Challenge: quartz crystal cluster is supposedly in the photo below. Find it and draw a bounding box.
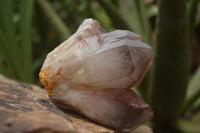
[39,18,154,132]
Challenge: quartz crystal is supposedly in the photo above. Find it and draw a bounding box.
[39,18,154,132]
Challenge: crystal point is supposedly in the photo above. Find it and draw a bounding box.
[39,18,154,131]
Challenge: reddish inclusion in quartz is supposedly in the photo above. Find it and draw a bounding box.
[39,66,63,95]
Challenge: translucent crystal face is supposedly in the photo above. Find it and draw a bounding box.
[39,18,153,95]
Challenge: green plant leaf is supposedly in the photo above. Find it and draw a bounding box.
[0,0,21,77]
[19,0,34,82]
[182,66,200,113]
[150,0,190,124]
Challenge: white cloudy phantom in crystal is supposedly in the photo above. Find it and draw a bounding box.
[39,18,154,131]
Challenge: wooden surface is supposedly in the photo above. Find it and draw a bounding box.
[0,75,153,133]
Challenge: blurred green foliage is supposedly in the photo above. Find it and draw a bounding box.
[0,0,200,132]
[0,0,33,82]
